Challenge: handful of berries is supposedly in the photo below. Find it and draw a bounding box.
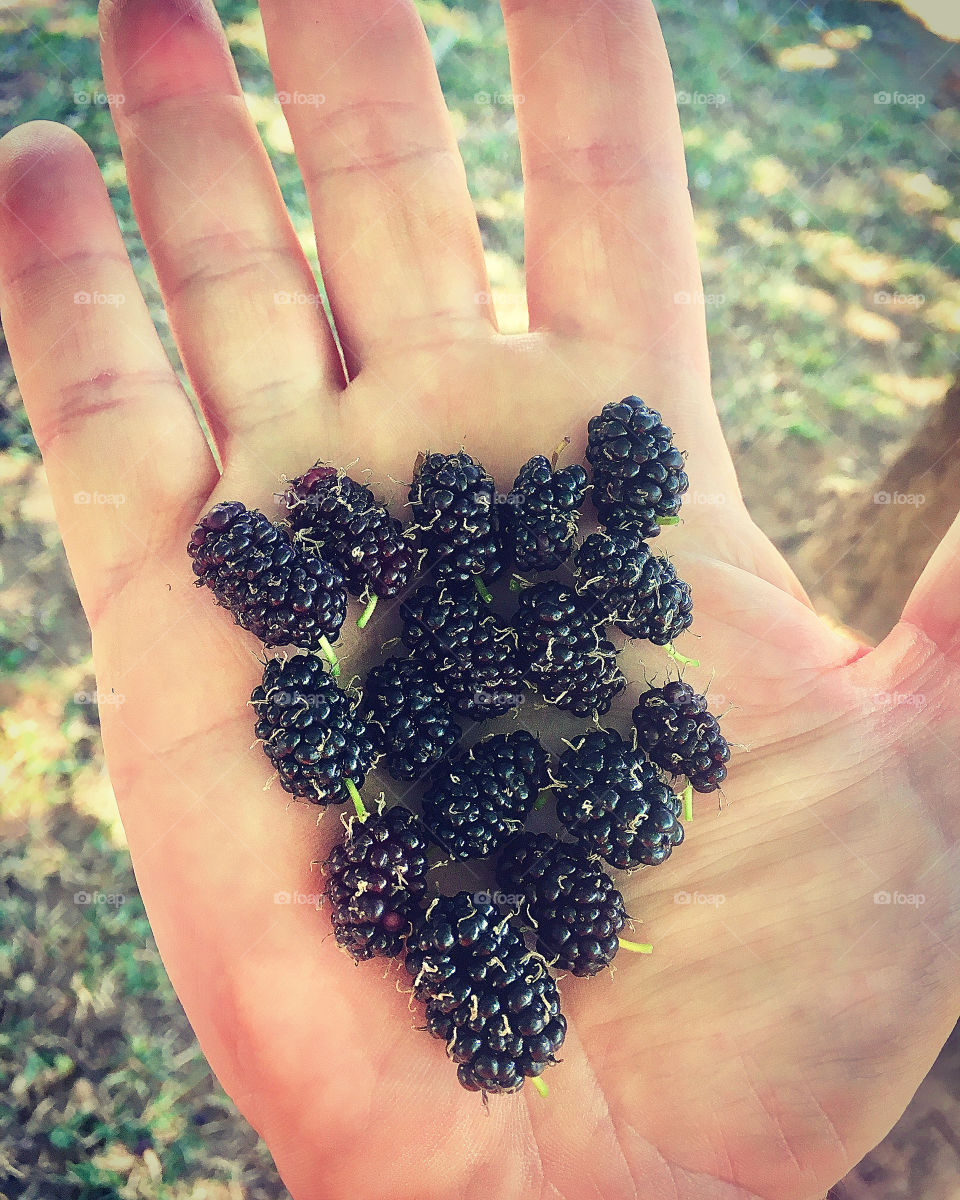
[187,395,731,1098]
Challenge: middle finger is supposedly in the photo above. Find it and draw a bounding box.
[100,0,345,465]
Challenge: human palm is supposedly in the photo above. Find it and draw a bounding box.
[1,1,958,1198]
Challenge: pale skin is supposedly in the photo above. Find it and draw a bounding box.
[0,1,958,1197]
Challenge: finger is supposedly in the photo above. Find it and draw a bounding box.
[99,0,345,464]
[258,0,493,372]
[900,510,960,654]
[502,0,705,368]
[0,121,213,620]
[501,0,739,506]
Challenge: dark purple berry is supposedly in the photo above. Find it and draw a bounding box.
[188,501,347,648]
[586,396,688,538]
[251,654,374,802]
[322,805,430,960]
[632,680,730,792]
[555,727,683,870]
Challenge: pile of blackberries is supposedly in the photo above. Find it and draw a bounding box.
[187,395,731,1098]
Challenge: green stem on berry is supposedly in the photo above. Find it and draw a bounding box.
[665,643,700,668]
[356,595,378,629]
[618,938,654,954]
[533,790,548,812]
[550,436,571,470]
[656,516,680,527]
[474,575,493,604]
[345,778,367,821]
[509,574,530,593]
[681,782,694,823]
[531,1076,549,1098]
[319,635,341,677]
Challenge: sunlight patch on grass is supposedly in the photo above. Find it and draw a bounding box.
[775,43,839,71]
[100,156,127,191]
[773,280,838,317]
[874,373,951,409]
[750,156,799,197]
[242,90,294,155]
[926,299,960,333]
[225,14,268,60]
[843,306,901,344]
[886,168,952,214]
[802,231,897,287]
[43,13,98,37]
[822,26,873,51]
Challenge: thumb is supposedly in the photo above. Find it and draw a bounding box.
[900,509,960,655]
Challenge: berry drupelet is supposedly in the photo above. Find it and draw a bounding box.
[405,892,566,1094]
[512,581,625,717]
[322,804,430,960]
[496,832,627,977]
[503,455,587,572]
[555,728,683,870]
[251,654,375,802]
[573,529,693,645]
[586,395,688,538]
[400,584,523,719]
[422,730,550,860]
[360,657,462,781]
[188,501,347,649]
[408,451,501,584]
[633,680,730,792]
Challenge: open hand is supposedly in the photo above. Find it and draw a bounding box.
[0,2,957,1197]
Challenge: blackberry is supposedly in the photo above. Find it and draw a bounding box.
[360,657,461,781]
[586,396,688,538]
[251,655,375,802]
[322,804,430,960]
[188,501,347,649]
[283,465,415,608]
[573,529,693,645]
[512,581,625,717]
[496,832,626,977]
[555,728,683,870]
[409,451,500,584]
[633,680,730,792]
[503,455,587,571]
[400,584,523,719]
[405,892,566,1094]
[422,731,550,860]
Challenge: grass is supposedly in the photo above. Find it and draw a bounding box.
[0,0,957,1195]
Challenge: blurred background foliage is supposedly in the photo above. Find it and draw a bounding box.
[0,1,957,1196]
